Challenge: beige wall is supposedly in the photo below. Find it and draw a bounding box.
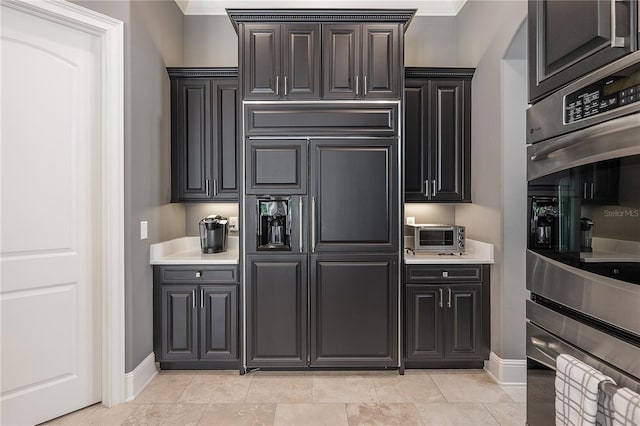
[405,16,458,66]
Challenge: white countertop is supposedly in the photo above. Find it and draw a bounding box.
[580,237,640,263]
[150,236,239,265]
[404,239,494,264]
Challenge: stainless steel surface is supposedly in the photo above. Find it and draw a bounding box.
[299,197,303,253]
[206,179,210,196]
[311,196,316,253]
[406,224,466,254]
[284,76,288,96]
[192,289,196,309]
[439,287,443,308]
[611,0,626,48]
[527,322,640,391]
[527,50,640,144]
[527,113,640,181]
[526,250,640,336]
[447,288,451,308]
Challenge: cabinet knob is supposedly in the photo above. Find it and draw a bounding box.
[442,271,448,278]
[195,271,201,278]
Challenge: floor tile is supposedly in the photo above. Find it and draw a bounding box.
[179,374,252,403]
[198,403,276,426]
[133,374,195,404]
[413,369,485,375]
[273,403,348,426]
[44,402,137,425]
[430,373,512,403]
[373,374,445,403]
[415,402,498,425]
[313,376,378,403]
[346,403,424,426]
[245,376,313,403]
[499,385,527,403]
[121,403,205,426]
[483,402,526,425]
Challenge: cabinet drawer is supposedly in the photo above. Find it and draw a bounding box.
[159,266,238,283]
[404,265,482,283]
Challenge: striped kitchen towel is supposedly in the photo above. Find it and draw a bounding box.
[555,354,616,426]
[612,387,640,426]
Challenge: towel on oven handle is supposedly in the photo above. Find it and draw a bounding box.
[612,387,640,426]
[555,354,616,426]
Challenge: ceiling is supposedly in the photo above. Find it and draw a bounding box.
[174,0,468,16]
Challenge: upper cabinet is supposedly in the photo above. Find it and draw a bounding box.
[243,24,321,100]
[528,0,637,103]
[323,23,401,99]
[168,68,239,202]
[404,68,473,203]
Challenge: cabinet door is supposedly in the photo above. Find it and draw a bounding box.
[404,81,430,201]
[247,255,308,367]
[529,0,635,102]
[580,159,620,205]
[171,79,212,201]
[429,80,470,202]
[246,139,308,194]
[159,285,198,361]
[362,24,400,99]
[310,139,398,252]
[282,24,321,99]
[323,24,361,99]
[211,79,239,201]
[310,254,398,367]
[405,284,444,360]
[444,284,481,359]
[199,285,238,360]
[243,24,281,100]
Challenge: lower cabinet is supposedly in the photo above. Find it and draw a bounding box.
[153,265,238,369]
[404,264,490,368]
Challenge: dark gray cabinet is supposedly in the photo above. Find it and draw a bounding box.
[310,254,398,367]
[323,23,401,99]
[243,24,321,100]
[246,139,308,194]
[404,264,490,368]
[153,265,239,369]
[580,159,620,205]
[247,255,308,367]
[168,68,239,202]
[528,0,637,103]
[310,138,398,252]
[405,69,473,203]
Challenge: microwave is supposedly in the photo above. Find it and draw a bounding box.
[406,224,465,253]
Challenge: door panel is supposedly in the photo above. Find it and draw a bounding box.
[200,285,238,360]
[1,5,102,423]
[323,24,360,99]
[247,256,308,367]
[246,139,308,194]
[404,83,429,201]
[310,254,398,367]
[283,24,320,99]
[445,284,481,359]
[161,286,198,360]
[310,139,398,252]
[405,285,444,360]
[362,24,400,98]
[244,24,281,99]
[212,79,238,200]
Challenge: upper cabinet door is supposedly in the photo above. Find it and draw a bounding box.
[282,24,321,99]
[528,0,636,103]
[404,82,430,202]
[244,24,281,100]
[429,80,470,202]
[310,138,398,252]
[323,24,361,99]
[362,24,400,99]
[211,79,239,200]
[171,79,212,202]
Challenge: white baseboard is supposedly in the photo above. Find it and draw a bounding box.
[124,352,158,401]
[484,352,527,385]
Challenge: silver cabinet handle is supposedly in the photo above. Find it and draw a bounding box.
[424,179,429,197]
[275,76,280,96]
[299,197,303,253]
[439,288,443,308]
[355,75,359,96]
[432,180,436,196]
[206,179,210,196]
[311,196,316,253]
[364,75,368,96]
[447,288,452,308]
[192,290,196,309]
[200,288,204,309]
[284,76,288,96]
[213,179,218,196]
[583,182,588,199]
[611,0,626,48]
[590,182,595,199]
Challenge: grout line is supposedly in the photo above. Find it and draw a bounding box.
[480,402,502,426]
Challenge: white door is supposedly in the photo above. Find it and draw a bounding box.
[1,4,103,425]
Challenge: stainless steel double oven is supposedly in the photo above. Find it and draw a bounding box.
[526,51,640,425]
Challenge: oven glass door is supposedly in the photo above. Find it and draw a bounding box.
[418,229,454,247]
[527,154,640,284]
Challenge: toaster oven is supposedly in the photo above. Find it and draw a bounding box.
[406,224,465,253]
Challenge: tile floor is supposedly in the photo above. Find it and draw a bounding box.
[45,369,526,426]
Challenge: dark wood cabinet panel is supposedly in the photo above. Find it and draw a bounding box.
[445,284,481,359]
[247,255,308,367]
[580,159,620,205]
[200,285,238,360]
[246,139,308,194]
[212,80,239,200]
[310,138,398,252]
[283,24,321,99]
[159,285,198,361]
[310,254,398,367]
[405,285,444,360]
[323,24,361,99]
[362,24,401,99]
[528,0,636,102]
[243,24,281,99]
[404,83,429,201]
